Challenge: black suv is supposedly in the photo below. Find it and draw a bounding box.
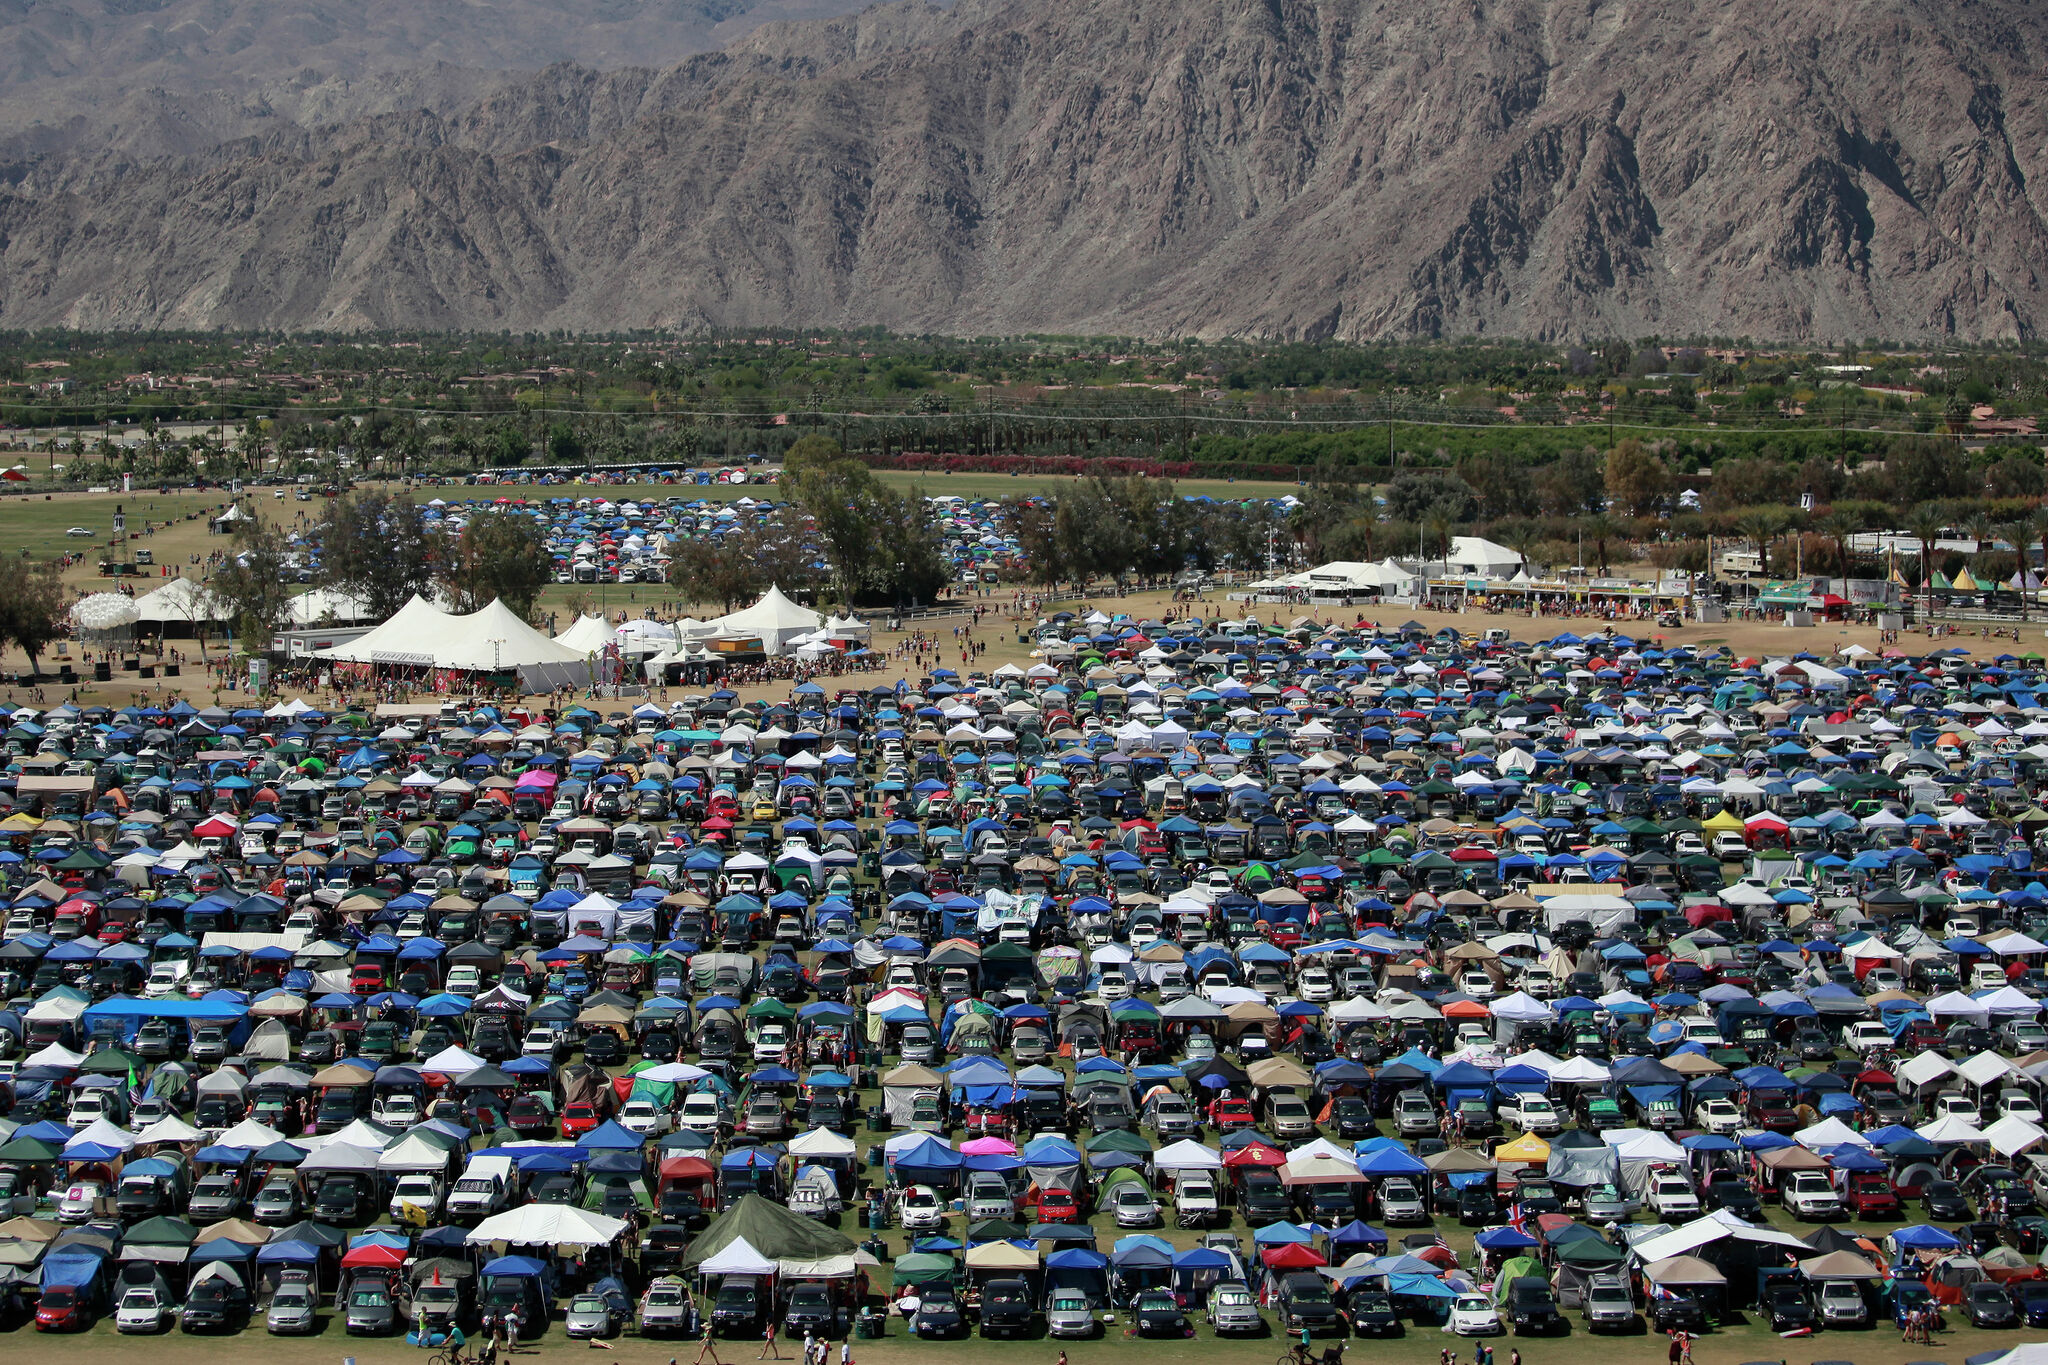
[1507,1277,1562,1335]
[979,1278,1034,1338]
[1347,1288,1402,1336]
[1278,1272,1341,1336]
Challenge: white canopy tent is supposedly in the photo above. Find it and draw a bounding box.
[706,585,823,656]
[553,615,618,653]
[134,577,230,624]
[316,594,592,690]
[467,1204,628,1249]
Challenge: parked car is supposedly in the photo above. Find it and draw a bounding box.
[1450,1294,1503,1336]
[1205,1280,1264,1335]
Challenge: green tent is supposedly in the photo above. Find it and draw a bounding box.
[1492,1255,1545,1305]
[123,1215,199,1246]
[681,1193,856,1270]
[967,1218,1026,1242]
[0,1136,60,1163]
[1084,1129,1153,1156]
[1555,1238,1627,1268]
[891,1252,958,1287]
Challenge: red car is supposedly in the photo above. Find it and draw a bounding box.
[1036,1187,1083,1223]
[35,1283,95,1331]
[560,1102,605,1138]
[1211,1097,1256,1132]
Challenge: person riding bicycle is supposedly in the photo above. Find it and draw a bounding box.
[1288,1325,1315,1365]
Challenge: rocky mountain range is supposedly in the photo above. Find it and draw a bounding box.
[0,0,2044,339]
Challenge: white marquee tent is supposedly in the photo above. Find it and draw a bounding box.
[706,586,823,656]
[316,594,592,689]
[134,577,230,625]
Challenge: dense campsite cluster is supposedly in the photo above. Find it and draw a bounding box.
[14,616,2048,1351]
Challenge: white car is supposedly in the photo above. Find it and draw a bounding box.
[751,1022,790,1062]
[1296,967,1335,1003]
[371,1093,421,1126]
[618,1097,673,1136]
[116,1284,172,1333]
[1999,1089,2044,1125]
[897,1184,944,1231]
[65,526,93,537]
[1781,1169,1842,1221]
[1450,1294,1503,1336]
[387,1173,444,1222]
[1695,1098,1743,1135]
[1458,969,1497,1000]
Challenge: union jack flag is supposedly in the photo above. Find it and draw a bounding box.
[1505,1203,1529,1235]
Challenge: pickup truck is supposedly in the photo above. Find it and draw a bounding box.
[1842,1169,1900,1219]
[1500,1094,1563,1135]
[1782,1169,1843,1221]
[1646,1171,1700,1220]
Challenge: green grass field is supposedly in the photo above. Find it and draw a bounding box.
[0,490,231,563]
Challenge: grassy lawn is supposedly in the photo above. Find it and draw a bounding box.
[0,489,232,563]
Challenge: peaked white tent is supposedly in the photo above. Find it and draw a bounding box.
[134,576,230,624]
[286,586,375,626]
[706,586,823,656]
[553,614,617,653]
[1446,536,1525,578]
[699,1236,777,1276]
[316,595,591,689]
[467,1204,628,1249]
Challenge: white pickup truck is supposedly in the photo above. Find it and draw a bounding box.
[1499,1094,1564,1135]
[1781,1169,1843,1221]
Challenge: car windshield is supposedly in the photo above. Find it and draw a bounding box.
[1052,1296,1085,1311]
[352,1289,389,1307]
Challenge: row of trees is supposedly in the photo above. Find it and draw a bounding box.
[212,492,553,652]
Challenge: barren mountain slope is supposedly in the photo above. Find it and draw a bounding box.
[0,0,2042,339]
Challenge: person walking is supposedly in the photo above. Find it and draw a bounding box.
[758,1320,782,1360]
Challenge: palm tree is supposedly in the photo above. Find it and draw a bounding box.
[1423,506,1457,564]
[1814,508,1863,579]
[1498,522,1543,576]
[1905,507,1947,602]
[1998,521,2035,620]
[1734,508,1787,578]
[1583,511,1620,576]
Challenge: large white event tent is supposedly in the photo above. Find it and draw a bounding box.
[315,595,591,689]
[133,577,231,626]
[553,614,618,653]
[704,585,823,656]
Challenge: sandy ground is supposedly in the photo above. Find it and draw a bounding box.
[3,485,2040,714]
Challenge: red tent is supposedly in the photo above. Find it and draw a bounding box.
[1259,1243,1328,1269]
[1222,1143,1286,1167]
